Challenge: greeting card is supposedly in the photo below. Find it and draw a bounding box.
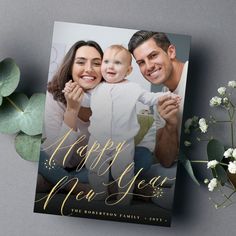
[34,21,191,227]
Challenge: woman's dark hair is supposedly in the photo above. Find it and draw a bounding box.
[48,40,103,105]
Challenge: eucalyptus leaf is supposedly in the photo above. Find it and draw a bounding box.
[0,93,28,134]
[20,93,46,135]
[207,139,225,162]
[0,93,46,135]
[179,152,200,185]
[15,132,41,161]
[0,58,20,105]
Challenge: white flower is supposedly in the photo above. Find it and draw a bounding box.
[228,80,236,88]
[223,97,229,104]
[224,148,233,158]
[184,141,191,147]
[207,160,219,169]
[204,179,209,184]
[228,161,236,174]
[209,96,222,107]
[199,118,208,133]
[208,178,218,191]
[232,149,236,159]
[217,87,226,95]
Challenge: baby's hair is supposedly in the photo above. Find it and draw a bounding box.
[107,44,132,64]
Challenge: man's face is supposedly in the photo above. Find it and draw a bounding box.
[133,38,175,85]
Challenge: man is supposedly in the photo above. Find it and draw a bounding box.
[128,31,189,168]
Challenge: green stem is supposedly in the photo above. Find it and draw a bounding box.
[213,168,218,178]
[216,190,236,208]
[190,160,208,163]
[231,121,234,147]
[223,201,236,208]
[6,97,23,113]
[228,106,235,147]
[214,120,232,123]
[219,163,228,167]
[218,186,233,203]
[190,160,228,168]
[224,182,235,191]
[229,101,235,109]
[197,138,211,142]
[228,177,236,190]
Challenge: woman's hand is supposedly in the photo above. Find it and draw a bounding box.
[62,80,84,130]
[63,80,84,114]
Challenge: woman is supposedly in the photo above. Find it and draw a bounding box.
[37,40,103,193]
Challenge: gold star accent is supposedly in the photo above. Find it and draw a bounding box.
[152,187,164,198]
[43,159,56,170]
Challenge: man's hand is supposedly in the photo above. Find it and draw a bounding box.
[157,94,181,127]
[155,93,181,167]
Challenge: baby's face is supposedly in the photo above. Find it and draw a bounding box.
[101,48,132,83]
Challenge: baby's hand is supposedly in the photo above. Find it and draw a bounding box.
[62,80,77,93]
[170,93,181,105]
[62,80,84,113]
[161,92,181,105]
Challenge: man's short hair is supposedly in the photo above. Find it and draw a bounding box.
[128,30,171,54]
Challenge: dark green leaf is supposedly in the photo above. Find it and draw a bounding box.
[179,153,200,185]
[212,165,228,185]
[207,139,225,162]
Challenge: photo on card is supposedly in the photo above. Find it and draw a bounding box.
[34,21,191,227]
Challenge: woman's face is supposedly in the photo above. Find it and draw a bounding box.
[71,46,102,90]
